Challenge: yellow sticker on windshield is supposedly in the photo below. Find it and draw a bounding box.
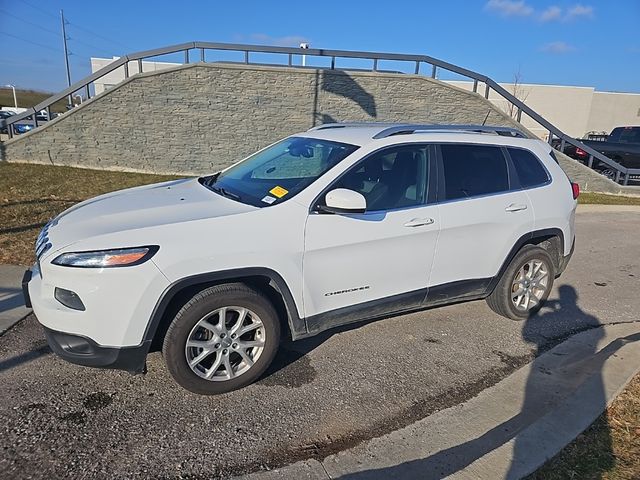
[269,186,289,198]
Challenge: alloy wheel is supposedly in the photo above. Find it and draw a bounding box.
[184,306,265,381]
[511,259,550,312]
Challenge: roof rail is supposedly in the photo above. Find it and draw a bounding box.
[308,122,397,131]
[372,124,528,139]
[308,122,528,139]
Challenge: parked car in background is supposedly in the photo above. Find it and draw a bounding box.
[555,126,640,179]
[0,110,15,134]
[0,110,36,135]
[23,123,578,395]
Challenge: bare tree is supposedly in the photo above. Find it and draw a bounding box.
[508,68,530,119]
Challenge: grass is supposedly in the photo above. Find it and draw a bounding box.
[529,373,640,480]
[579,192,640,206]
[0,162,182,266]
[0,88,68,113]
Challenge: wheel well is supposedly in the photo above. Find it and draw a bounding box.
[525,234,562,273]
[148,275,292,353]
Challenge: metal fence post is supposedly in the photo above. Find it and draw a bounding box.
[484,84,490,99]
[124,62,129,78]
[85,84,91,99]
[615,171,621,183]
[623,173,629,186]
[184,49,189,63]
[244,51,249,64]
[373,58,378,71]
[414,61,420,74]
[200,48,205,62]
[330,56,335,69]
[473,79,478,93]
[288,54,293,66]
[137,59,143,73]
[431,65,437,78]
[516,107,522,122]
[547,131,554,145]
[588,155,594,168]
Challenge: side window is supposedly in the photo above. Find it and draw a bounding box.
[440,144,509,201]
[508,148,549,188]
[334,145,429,211]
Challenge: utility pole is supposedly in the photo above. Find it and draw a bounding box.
[60,9,72,108]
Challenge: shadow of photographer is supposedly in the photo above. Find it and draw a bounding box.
[335,285,637,479]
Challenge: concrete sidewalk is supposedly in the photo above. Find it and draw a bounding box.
[238,321,640,480]
[0,264,31,335]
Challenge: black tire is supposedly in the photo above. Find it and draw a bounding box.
[486,245,555,321]
[162,283,281,395]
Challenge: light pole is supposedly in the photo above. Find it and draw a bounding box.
[300,42,309,67]
[3,84,17,108]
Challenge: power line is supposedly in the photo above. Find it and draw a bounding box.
[20,0,59,19]
[67,34,115,57]
[0,31,62,53]
[22,0,129,52]
[67,21,130,51]
[0,9,61,37]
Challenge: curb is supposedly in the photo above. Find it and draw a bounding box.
[0,264,32,335]
[237,322,640,480]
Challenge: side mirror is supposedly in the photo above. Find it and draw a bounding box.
[319,188,366,214]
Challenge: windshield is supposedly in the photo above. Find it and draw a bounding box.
[201,137,359,207]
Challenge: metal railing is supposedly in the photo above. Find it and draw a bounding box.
[1,41,637,184]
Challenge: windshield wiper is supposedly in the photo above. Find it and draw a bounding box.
[211,185,241,201]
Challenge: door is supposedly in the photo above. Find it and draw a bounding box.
[302,144,440,330]
[427,143,535,302]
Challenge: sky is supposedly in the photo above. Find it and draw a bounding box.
[0,0,639,94]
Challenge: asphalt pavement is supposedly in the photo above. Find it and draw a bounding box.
[0,205,639,479]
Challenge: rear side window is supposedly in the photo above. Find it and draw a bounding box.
[508,148,549,188]
[440,144,509,201]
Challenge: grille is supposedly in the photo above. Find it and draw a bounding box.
[35,219,56,261]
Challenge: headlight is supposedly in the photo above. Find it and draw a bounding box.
[52,246,158,268]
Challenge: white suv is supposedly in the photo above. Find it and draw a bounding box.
[23,123,578,394]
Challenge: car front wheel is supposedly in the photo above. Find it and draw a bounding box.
[162,283,280,394]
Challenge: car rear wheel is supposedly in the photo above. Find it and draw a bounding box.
[162,283,280,394]
[486,245,555,320]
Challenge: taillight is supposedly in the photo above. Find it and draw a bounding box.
[571,182,580,200]
[575,147,587,157]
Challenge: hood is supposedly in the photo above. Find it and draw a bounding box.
[44,178,257,252]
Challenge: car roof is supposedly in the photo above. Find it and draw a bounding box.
[298,123,542,149]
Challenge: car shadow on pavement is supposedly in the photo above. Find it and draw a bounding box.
[334,285,638,480]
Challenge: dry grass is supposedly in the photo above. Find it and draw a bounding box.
[579,192,640,206]
[0,162,183,266]
[529,373,640,480]
[0,88,68,113]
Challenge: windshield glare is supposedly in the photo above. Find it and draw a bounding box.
[205,137,359,207]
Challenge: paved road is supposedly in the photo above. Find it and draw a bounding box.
[1,206,638,479]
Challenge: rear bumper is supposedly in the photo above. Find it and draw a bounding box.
[557,238,575,277]
[42,325,149,374]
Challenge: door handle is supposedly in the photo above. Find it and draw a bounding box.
[505,203,528,212]
[404,217,435,227]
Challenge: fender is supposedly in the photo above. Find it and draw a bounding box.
[485,228,566,295]
[141,267,306,352]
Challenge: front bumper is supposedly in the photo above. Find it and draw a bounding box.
[22,266,151,373]
[43,325,149,373]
